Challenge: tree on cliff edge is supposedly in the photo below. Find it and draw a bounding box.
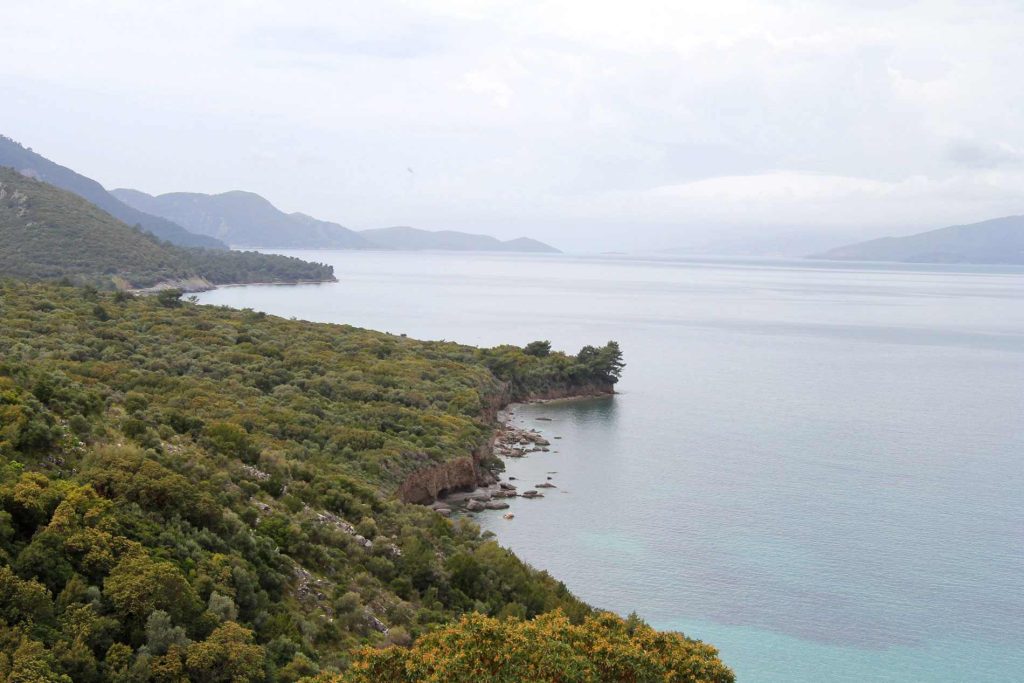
[578,341,625,384]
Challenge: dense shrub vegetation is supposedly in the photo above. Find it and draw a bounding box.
[343,611,734,683]
[0,167,334,289]
[0,282,729,680]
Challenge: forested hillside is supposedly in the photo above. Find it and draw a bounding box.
[0,282,730,681]
[0,167,334,289]
[0,135,225,250]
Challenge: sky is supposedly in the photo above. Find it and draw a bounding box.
[3,0,1024,253]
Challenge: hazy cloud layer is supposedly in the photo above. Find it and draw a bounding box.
[3,0,1024,252]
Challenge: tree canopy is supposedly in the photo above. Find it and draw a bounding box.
[0,281,728,681]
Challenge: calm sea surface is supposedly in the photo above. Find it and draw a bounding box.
[198,251,1024,682]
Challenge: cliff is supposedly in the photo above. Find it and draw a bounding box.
[397,379,614,504]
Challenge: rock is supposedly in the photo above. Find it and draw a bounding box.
[536,417,552,421]
[499,482,517,490]
[535,438,550,446]
[466,500,486,512]
[434,508,452,516]
[470,493,492,502]
[554,436,562,439]
[520,490,543,499]
[536,482,556,488]
[485,501,510,510]
[508,476,517,480]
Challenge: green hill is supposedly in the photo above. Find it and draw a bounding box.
[0,281,733,681]
[0,135,226,249]
[0,167,334,289]
[811,215,1024,264]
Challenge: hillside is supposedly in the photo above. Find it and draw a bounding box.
[0,281,730,681]
[112,188,371,249]
[811,215,1024,264]
[360,226,561,253]
[0,135,225,249]
[0,167,334,288]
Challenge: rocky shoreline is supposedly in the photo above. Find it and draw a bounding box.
[429,398,592,518]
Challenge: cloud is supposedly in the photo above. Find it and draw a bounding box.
[2,0,1024,251]
[947,140,1024,169]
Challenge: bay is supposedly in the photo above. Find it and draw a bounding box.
[197,251,1024,682]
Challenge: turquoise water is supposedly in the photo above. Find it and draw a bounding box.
[198,251,1024,681]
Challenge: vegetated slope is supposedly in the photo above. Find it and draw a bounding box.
[0,135,225,249]
[0,282,731,681]
[113,188,371,249]
[810,215,1024,264]
[0,167,334,288]
[359,225,561,253]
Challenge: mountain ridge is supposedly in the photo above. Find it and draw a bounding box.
[0,135,226,249]
[810,215,1024,264]
[113,188,561,253]
[0,167,334,288]
[111,188,372,249]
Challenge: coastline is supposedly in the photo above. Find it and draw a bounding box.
[129,275,337,295]
[421,390,614,516]
[396,384,613,506]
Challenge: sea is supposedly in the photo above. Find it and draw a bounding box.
[197,250,1024,682]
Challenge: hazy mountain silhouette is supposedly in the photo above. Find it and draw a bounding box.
[811,215,1024,264]
[115,188,561,253]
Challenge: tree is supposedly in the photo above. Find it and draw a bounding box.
[344,610,734,683]
[6,636,72,683]
[185,622,265,683]
[156,289,184,308]
[523,340,552,357]
[103,555,199,629]
[145,610,190,656]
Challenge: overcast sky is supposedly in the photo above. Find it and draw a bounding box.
[3,1,1024,252]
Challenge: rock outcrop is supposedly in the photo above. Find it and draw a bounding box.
[397,378,612,505]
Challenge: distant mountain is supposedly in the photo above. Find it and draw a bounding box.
[810,215,1024,264]
[112,188,372,249]
[0,167,334,289]
[114,187,561,253]
[0,135,225,249]
[359,226,560,253]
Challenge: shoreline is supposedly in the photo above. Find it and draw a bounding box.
[129,275,337,295]
[397,382,614,506]
[430,391,613,516]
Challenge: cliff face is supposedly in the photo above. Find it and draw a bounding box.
[396,379,613,504]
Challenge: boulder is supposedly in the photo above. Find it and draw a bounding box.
[466,499,486,512]
[485,501,510,510]
[536,482,556,488]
